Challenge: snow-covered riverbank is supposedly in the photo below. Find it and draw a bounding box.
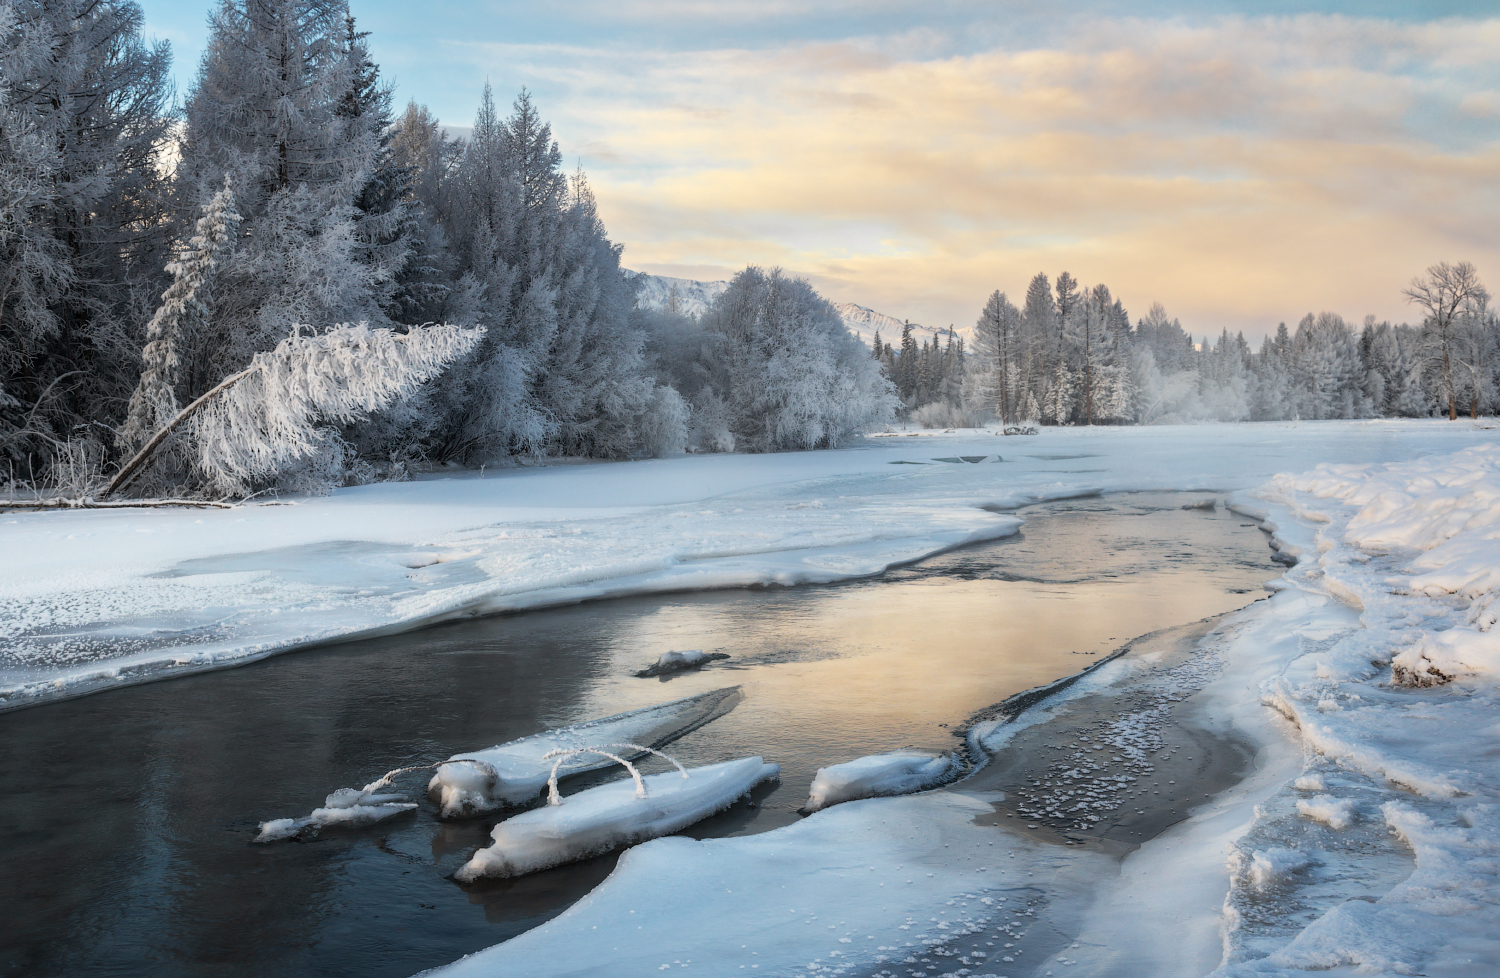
[426,434,1500,978]
[1,420,1489,711]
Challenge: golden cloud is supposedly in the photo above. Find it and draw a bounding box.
[453,14,1500,336]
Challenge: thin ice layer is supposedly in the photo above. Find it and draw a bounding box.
[802,748,960,812]
[454,756,780,880]
[427,686,741,817]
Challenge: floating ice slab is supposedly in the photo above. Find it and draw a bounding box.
[634,648,730,677]
[801,748,961,812]
[454,756,779,880]
[428,686,741,817]
[255,789,416,842]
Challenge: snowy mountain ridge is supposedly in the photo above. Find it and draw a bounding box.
[623,270,728,320]
[625,270,968,348]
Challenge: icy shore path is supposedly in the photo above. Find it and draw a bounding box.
[1,420,1488,710]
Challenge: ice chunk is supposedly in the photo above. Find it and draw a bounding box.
[255,786,417,842]
[1248,847,1314,890]
[428,686,741,817]
[1181,498,1218,510]
[634,649,730,678]
[801,749,961,813]
[454,755,779,880]
[1297,794,1356,830]
[1294,773,1326,792]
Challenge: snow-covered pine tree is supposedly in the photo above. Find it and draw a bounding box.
[430,87,660,461]
[970,290,1020,423]
[175,0,398,396]
[0,0,173,463]
[109,322,484,498]
[119,178,243,453]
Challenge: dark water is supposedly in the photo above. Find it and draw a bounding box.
[0,493,1276,978]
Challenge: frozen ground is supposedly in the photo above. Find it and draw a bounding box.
[1,420,1489,712]
[421,429,1500,978]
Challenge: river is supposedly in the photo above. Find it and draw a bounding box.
[0,492,1276,978]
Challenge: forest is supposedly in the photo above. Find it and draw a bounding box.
[0,0,894,498]
[1,0,1491,500]
[887,264,1495,429]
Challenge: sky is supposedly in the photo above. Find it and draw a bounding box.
[137,1,1500,341]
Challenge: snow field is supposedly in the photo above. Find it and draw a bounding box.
[454,757,781,881]
[426,791,1113,978]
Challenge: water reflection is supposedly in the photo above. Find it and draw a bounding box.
[0,493,1275,978]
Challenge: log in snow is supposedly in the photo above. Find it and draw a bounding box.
[454,756,780,881]
[801,749,962,813]
[427,686,742,817]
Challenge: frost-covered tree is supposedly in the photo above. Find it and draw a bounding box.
[175,0,399,395]
[0,0,173,460]
[696,267,897,451]
[429,87,663,460]
[1404,261,1489,421]
[969,291,1020,423]
[108,322,483,497]
[119,178,242,452]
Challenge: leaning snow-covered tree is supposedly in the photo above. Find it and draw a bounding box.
[106,322,483,498]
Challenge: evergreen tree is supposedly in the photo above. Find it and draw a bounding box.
[0,0,173,461]
[176,0,397,396]
[119,178,243,452]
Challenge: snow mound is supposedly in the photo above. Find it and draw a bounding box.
[454,756,779,881]
[634,649,730,678]
[801,749,961,813]
[255,789,416,842]
[1297,794,1356,829]
[428,686,740,817]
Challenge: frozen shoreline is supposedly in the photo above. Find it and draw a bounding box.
[2,420,1490,713]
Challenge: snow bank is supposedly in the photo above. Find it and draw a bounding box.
[801,749,961,812]
[428,686,740,817]
[454,756,780,881]
[429,790,1107,978]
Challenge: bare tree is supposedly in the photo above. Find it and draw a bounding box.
[1404,261,1489,420]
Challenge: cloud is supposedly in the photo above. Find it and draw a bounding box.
[407,10,1500,336]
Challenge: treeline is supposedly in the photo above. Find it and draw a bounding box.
[0,0,893,496]
[947,264,1494,427]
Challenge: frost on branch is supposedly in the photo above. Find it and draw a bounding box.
[185,322,483,496]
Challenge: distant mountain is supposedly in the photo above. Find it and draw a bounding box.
[830,302,969,349]
[623,270,728,320]
[624,270,968,348]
